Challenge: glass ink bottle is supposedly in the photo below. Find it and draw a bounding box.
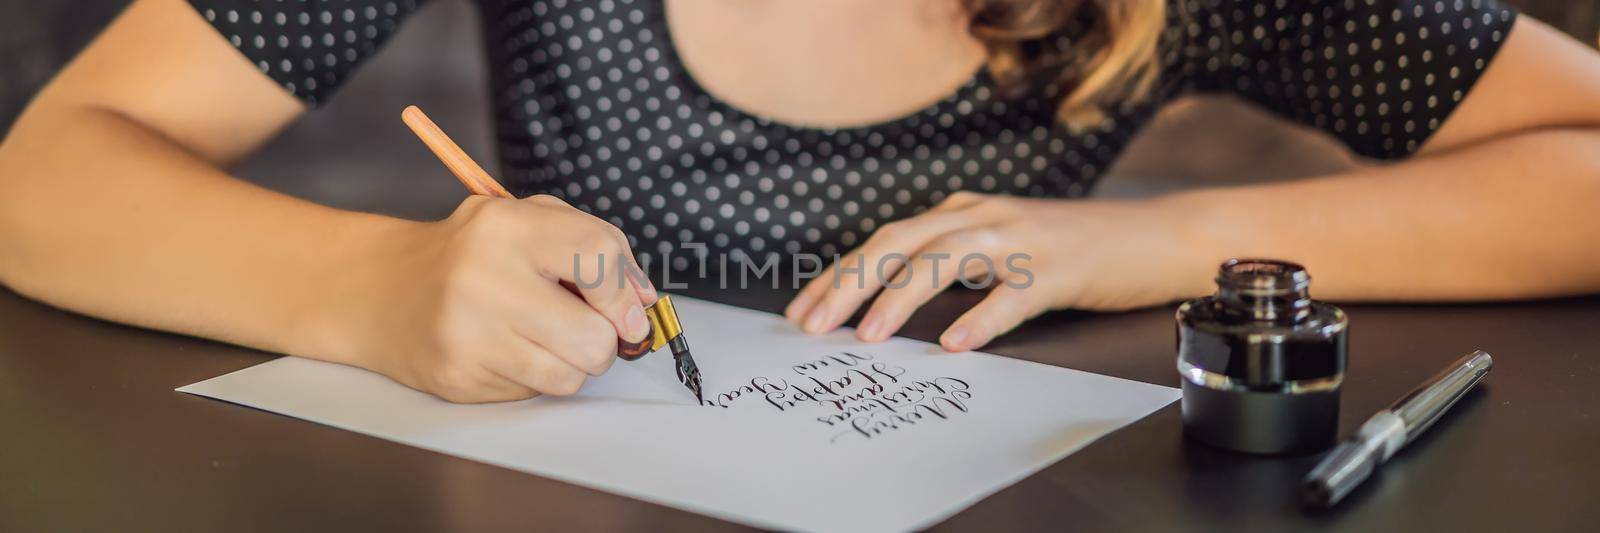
[1176,259,1348,454]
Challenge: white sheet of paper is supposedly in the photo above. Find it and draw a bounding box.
[179,296,1177,532]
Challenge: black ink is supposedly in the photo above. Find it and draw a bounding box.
[702,375,792,408]
[700,351,977,444]
[791,352,871,376]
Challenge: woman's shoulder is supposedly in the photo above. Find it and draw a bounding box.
[187,0,435,107]
[1155,0,1518,158]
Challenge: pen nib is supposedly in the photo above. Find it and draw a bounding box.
[672,342,703,404]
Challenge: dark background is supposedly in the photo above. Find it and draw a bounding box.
[4,0,1594,217]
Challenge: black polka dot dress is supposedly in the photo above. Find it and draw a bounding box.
[190,0,1516,273]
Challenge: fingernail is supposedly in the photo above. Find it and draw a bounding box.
[942,326,969,351]
[803,308,831,334]
[858,316,882,342]
[625,306,650,342]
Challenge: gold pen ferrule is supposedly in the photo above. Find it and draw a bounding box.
[645,294,684,352]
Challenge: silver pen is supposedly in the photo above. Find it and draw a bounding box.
[1303,350,1494,507]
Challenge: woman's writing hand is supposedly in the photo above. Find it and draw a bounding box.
[343,194,655,402]
[785,192,1207,351]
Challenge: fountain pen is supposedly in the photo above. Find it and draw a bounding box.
[618,295,703,403]
[1303,350,1493,507]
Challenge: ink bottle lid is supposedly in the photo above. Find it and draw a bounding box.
[1176,259,1349,454]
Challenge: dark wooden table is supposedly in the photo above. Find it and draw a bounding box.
[2,284,1596,531]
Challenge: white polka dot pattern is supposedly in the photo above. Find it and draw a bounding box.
[196,0,424,106]
[1166,0,1516,157]
[191,0,1515,272]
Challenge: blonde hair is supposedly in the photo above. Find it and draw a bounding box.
[964,0,1166,130]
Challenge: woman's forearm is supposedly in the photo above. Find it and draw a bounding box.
[0,104,422,361]
[1161,127,1600,301]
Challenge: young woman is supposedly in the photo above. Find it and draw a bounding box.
[2,0,1597,402]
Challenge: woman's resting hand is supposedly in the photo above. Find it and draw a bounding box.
[785,192,1206,352]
